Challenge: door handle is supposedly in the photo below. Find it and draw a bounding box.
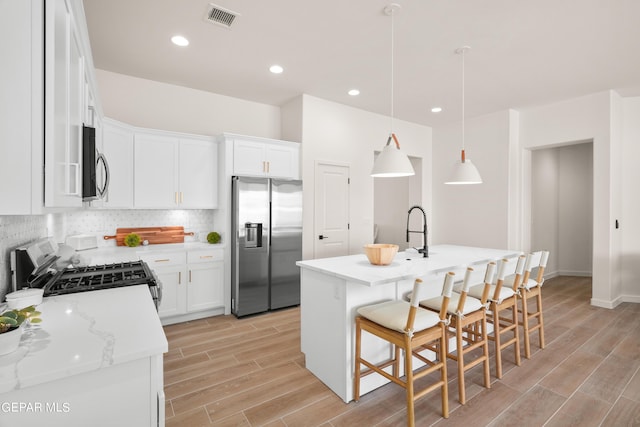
[318,235,328,240]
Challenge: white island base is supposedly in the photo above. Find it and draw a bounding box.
[297,245,521,403]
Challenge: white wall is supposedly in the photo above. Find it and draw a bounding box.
[520,91,619,307]
[96,69,281,138]
[621,97,640,302]
[290,94,432,260]
[432,110,512,249]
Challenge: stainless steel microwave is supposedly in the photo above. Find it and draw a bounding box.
[82,125,110,201]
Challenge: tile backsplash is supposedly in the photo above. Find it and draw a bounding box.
[1,210,215,301]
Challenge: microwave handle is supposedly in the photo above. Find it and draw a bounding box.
[96,152,110,199]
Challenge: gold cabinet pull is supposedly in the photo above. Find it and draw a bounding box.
[180,191,184,203]
[200,255,213,259]
[189,270,192,283]
[174,191,178,205]
[178,271,182,284]
[154,259,170,263]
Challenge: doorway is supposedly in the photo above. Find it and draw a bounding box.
[531,142,593,276]
[313,161,350,259]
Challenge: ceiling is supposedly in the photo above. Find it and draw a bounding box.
[82,0,640,128]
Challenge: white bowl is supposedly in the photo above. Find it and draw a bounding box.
[5,288,44,309]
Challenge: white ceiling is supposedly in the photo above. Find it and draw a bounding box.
[82,0,640,127]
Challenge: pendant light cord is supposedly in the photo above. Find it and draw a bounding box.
[390,7,395,135]
[461,47,465,154]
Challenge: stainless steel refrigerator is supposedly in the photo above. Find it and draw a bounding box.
[231,176,302,317]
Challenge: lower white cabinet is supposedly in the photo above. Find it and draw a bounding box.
[139,248,224,323]
[187,249,224,312]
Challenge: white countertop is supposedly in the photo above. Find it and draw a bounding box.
[296,244,522,286]
[78,242,225,264]
[0,285,167,393]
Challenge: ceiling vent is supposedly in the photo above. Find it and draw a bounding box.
[205,4,239,28]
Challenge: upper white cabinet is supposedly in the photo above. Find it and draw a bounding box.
[179,138,219,209]
[0,0,43,214]
[134,130,218,209]
[0,0,100,214]
[44,0,87,208]
[100,119,134,209]
[232,137,300,179]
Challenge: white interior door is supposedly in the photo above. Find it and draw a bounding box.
[314,162,350,258]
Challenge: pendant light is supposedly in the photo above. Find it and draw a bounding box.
[445,46,482,185]
[371,3,415,178]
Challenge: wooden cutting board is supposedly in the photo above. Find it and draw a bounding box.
[103,226,194,246]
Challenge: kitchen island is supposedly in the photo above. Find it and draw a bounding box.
[296,244,521,403]
[0,285,167,427]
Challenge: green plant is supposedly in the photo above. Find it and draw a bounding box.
[0,305,42,334]
[124,232,141,247]
[207,231,221,244]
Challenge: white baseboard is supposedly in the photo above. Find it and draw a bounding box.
[557,270,592,277]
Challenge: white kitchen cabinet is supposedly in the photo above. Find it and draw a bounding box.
[232,137,300,179]
[0,0,43,214]
[180,138,218,208]
[187,249,225,312]
[0,0,100,214]
[138,251,187,319]
[140,248,224,323]
[100,119,134,208]
[134,130,218,209]
[44,0,85,208]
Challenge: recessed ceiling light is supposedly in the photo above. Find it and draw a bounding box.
[171,35,189,47]
[348,89,360,96]
[431,107,443,113]
[269,65,284,74]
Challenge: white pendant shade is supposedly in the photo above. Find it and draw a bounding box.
[445,158,482,184]
[371,143,415,177]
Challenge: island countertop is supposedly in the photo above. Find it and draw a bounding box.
[0,285,167,392]
[296,244,522,286]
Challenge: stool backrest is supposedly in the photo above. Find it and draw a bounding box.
[510,255,527,291]
[405,272,454,332]
[481,262,496,304]
[455,267,474,314]
[491,258,510,301]
[536,251,550,283]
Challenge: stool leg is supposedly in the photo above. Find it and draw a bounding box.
[456,319,466,405]
[354,319,362,401]
[512,301,521,366]
[521,290,531,359]
[537,289,545,350]
[491,303,503,379]
[404,338,415,427]
[481,315,491,389]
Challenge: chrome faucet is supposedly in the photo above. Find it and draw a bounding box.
[406,205,428,257]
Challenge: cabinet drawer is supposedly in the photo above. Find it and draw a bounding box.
[139,251,186,267]
[187,249,223,264]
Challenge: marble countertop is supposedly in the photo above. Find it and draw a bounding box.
[296,244,522,286]
[0,285,167,393]
[78,242,225,264]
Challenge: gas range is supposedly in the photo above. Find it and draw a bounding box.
[11,238,162,310]
[43,261,161,308]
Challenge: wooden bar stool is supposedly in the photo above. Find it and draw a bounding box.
[518,251,549,359]
[354,273,455,426]
[467,258,521,378]
[418,264,494,405]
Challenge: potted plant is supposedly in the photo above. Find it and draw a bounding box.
[0,305,42,356]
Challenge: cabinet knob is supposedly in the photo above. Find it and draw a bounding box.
[318,235,327,240]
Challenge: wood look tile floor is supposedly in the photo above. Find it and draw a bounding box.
[163,276,640,426]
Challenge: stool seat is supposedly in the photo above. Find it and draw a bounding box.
[420,293,484,316]
[468,283,515,303]
[505,275,540,290]
[358,300,441,333]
